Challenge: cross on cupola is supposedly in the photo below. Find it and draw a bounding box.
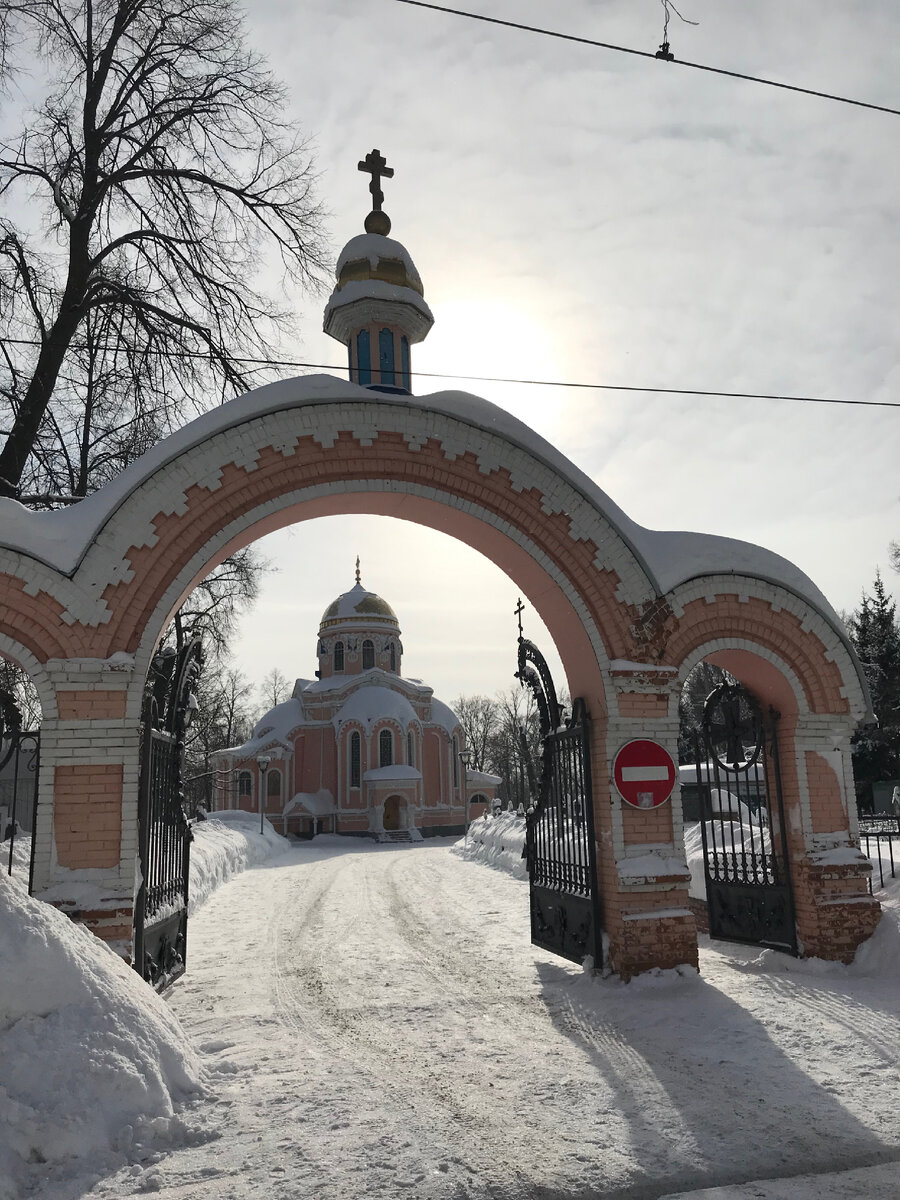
[358,148,394,235]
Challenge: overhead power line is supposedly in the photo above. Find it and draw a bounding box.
[391,0,900,118]
[2,337,896,408]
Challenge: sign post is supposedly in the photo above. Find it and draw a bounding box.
[613,740,677,810]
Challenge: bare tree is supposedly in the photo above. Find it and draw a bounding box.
[171,546,265,662]
[452,693,498,772]
[259,667,290,711]
[0,658,42,727]
[0,0,326,498]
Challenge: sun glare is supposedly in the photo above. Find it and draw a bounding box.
[417,297,565,434]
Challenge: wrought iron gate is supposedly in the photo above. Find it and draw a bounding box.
[693,682,797,954]
[0,687,40,889]
[135,639,201,989]
[516,635,602,967]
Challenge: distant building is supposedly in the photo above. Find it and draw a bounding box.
[213,570,499,839]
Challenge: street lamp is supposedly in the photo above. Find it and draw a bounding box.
[460,747,472,845]
[256,753,272,836]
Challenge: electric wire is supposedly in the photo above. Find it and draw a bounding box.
[392,0,900,118]
[1,338,896,408]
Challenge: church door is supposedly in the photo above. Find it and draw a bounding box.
[383,795,402,830]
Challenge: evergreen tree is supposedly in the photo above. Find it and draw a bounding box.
[849,571,900,803]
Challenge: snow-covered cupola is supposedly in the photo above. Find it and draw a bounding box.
[323,149,433,395]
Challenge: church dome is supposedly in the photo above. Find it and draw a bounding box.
[318,582,399,633]
[335,233,425,298]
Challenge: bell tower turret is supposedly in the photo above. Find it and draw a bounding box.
[323,149,433,394]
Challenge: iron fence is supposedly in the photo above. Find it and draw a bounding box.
[858,816,899,893]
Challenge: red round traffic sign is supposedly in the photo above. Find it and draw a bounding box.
[613,739,677,809]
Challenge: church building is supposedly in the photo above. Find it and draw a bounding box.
[214,566,499,839]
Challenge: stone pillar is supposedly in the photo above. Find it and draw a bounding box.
[34,657,141,958]
[778,715,880,961]
[595,665,697,981]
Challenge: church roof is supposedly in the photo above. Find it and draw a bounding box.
[319,582,399,631]
[334,685,418,730]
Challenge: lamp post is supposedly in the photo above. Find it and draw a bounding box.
[460,747,472,845]
[256,753,272,836]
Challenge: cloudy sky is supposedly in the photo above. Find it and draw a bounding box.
[215,0,899,704]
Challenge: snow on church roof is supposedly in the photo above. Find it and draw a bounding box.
[334,685,418,730]
[430,698,461,737]
[319,582,399,629]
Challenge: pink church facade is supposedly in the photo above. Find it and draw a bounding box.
[213,577,497,839]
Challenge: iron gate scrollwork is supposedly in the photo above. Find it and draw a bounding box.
[1,687,40,889]
[135,639,202,989]
[694,682,797,954]
[516,636,602,967]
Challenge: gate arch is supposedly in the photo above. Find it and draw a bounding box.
[0,377,880,977]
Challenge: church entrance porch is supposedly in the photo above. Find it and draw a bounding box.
[383,795,404,831]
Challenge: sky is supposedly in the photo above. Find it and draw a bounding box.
[215,0,900,704]
[8,1,899,705]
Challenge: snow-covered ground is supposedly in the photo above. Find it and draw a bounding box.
[4,818,900,1200]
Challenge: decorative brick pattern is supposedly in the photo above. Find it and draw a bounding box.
[56,690,128,720]
[0,391,877,975]
[53,763,123,869]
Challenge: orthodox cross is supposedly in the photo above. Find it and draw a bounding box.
[515,597,525,639]
[355,556,361,585]
[358,148,393,213]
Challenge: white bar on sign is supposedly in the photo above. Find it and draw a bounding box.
[621,766,670,782]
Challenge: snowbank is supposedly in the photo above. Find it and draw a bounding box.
[189,809,291,913]
[452,812,527,879]
[0,872,203,1199]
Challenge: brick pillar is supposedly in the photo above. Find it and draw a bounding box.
[33,658,141,958]
[594,666,698,982]
[778,717,881,962]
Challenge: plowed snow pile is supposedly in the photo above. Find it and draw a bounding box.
[0,871,204,1198]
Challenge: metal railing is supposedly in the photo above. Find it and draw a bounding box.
[858,816,899,893]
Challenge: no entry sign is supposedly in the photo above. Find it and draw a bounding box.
[613,740,677,810]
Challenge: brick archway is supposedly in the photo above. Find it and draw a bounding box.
[0,377,877,975]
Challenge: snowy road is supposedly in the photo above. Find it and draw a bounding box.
[88,838,900,1200]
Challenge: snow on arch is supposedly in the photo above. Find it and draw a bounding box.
[0,373,860,713]
[0,374,841,615]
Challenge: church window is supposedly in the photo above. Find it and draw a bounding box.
[267,769,282,805]
[452,735,459,787]
[356,330,372,385]
[350,732,361,788]
[334,640,344,672]
[379,728,393,767]
[379,328,395,386]
[390,642,396,672]
[401,336,411,391]
[238,771,252,798]
[362,639,375,670]
[407,731,414,767]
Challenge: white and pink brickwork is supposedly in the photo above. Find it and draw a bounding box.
[0,207,880,979]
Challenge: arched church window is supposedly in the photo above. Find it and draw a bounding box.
[350,732,361,788]
[452,735,459,787]
[407,730,414,767]
[238,771,252,798]
[379,328,395,386]
[334,640,344,672]
[379,728,393,767]
[267,769,282,798]
[390,642,396,672]
[362,639,375,670]
[356,330,372,386]
[401,336,411,391]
